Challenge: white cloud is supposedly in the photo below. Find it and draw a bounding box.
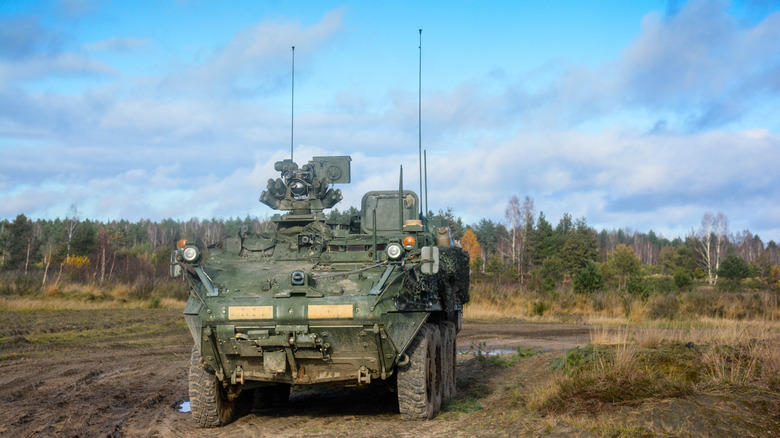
[1,2,779,245]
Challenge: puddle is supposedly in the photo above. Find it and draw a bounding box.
[177,400,191,413]
[458,347,518,356]
[458,346,555,356]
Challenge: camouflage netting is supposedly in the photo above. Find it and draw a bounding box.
[438,247,471,314]
[401,267,439,304]
[393,247,470,317]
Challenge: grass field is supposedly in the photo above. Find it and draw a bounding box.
[1,278,778,436]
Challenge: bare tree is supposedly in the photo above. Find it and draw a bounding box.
[24,221,43,276]
[145,219,160,249]
[694,211,729,285]
[64,204,79,263]
[0,221,6,266]
[504,195,521,270]
[202,220,225,247]
[517,196,535,287]
[42,242,54,286]
[183,218,201,239]
[252,218,275,235]
[734,230,763,264]
[97,226,111,283]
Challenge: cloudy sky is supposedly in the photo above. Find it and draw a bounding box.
[1,0,779,242]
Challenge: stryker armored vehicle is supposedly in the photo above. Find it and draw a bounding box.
[171,155,469,427]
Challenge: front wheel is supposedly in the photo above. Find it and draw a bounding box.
[397,323,442,420]
[189,346,238,428]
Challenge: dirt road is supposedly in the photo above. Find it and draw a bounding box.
[1,308,776,437]
[0,308,593,437]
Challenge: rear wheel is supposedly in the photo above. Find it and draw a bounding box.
[397,323,443,420]
[189,346,238,428]
[440,321,457,399]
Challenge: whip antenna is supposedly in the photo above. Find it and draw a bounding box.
[291,46,295,163]
[424,149,428,217]
[418,29,423,218]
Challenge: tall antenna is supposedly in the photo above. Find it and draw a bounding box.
[291,46,295,163]
[418,29,423,218]
[424,149,428,217]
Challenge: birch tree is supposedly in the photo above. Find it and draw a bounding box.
[504,195,521,270]
[64,204,79,263]
[694,211,729,285]
[24,221,43,275]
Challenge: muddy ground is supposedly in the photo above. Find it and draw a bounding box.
[0,308,776,437]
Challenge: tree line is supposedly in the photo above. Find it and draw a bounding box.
[0,209,273,292]
[2,198,779,295]
[435,196,780,294]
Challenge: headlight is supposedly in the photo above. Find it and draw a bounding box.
[386,243,403,260]
[182,246,200,262]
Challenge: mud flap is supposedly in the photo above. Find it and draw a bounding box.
[184,298,203,351]
[386,312,429,360]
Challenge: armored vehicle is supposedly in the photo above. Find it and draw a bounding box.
[171,156,470,426]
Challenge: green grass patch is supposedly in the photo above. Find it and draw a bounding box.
[442,396,483,413]
[472,343,543,369]
[20,321,184,345]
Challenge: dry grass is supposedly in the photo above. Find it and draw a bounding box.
[0,276,188,311]
[589,319,780,345]
[0,296,184,311]
[464,279,780,327]
[529,321,780,417]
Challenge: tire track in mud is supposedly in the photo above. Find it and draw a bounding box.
[0,310,591,437]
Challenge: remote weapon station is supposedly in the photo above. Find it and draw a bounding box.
[170,35,470,427]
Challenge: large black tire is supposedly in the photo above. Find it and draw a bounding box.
[397,323,443,420]
[440,322,457,399]
[189,346,238,428]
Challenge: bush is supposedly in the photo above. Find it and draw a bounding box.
[673,268,693,291]
[647,294,680,320]
[0,272,42,295]
[154,279,188,300]
[626,274,649,299]
[533,301,548,316]
[129,276,156,300]
[574,261,604,294]
[649,275,677,294]
[682,290,723,318]
[591,292,607,311]
[718,253,750,292]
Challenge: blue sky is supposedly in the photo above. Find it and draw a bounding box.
[1,0,779,243]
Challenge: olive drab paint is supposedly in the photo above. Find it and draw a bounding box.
[172,156,470,427]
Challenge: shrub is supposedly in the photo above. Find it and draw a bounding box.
[591,292,607,311]
[536,343,699,414]
[129,276,156,300]
[682,290,723,318]
[573,261,604,294]
[626,274,649,299]
[650,276,677,294]
[718,253,750,291]
[533,301,548,316]
[647,294,680,320]
[673,268,693,291]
